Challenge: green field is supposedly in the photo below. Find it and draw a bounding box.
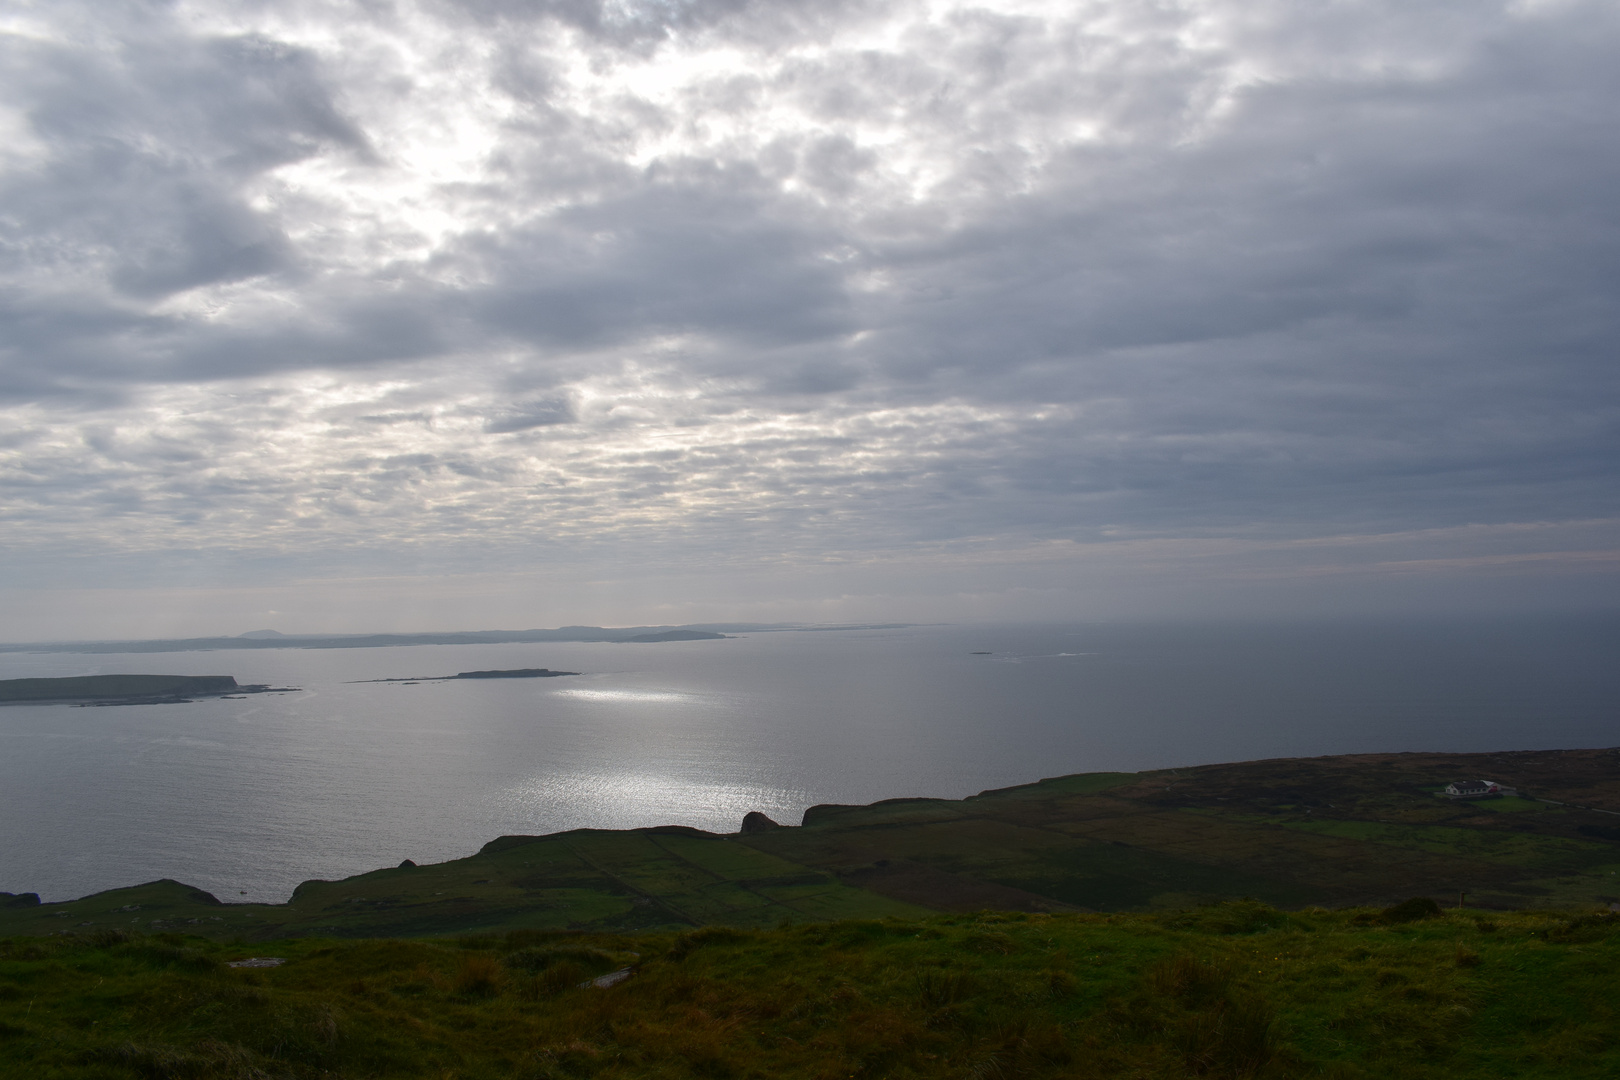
[3,904,1617,1078]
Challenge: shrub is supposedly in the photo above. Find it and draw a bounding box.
[535,959,588,997]
[1172,992,1276,1078]
[1135,955,1277,1079]
[1381,897,1443,924]
[667,926,748,960]
[1046,969,1078,997]
[1544,912,1620,943]
[131,942,221,973]
[504,945,617,974]
[1175,901,1289,935]
[1148,954,1234,1006]
[96,1039,264,1079]
[916,968,976,1008]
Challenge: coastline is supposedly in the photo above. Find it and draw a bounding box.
[4,746,1617,940]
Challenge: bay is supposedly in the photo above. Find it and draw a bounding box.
[1,619,1617,904]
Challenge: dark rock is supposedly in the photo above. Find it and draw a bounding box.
[398,859,417,868]
[741,811,782,834]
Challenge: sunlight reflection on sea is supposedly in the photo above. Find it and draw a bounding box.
[555,688,699,704]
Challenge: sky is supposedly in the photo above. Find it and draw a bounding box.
[1,0,1617,640]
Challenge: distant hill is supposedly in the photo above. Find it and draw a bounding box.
[618,630,729,642]
[0,623,892,654]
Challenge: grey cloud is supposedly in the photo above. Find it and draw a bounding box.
[1,0,1618,611]
[437,0,866,48]
[359,411,433,426]
[164,295,450,379]
[814,10,1620,529]
[106,182,293,299]
[0,13,369,340]
[0,288,449,398]
[485,396,577,432]
[21,30,369,170]
[765,360,862,396]
[472,166,854,349]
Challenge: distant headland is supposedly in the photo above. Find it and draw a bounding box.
[0,623,917,655]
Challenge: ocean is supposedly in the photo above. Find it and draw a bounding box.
[2,619,1617,904]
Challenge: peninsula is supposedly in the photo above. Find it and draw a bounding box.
[0,674,299,705]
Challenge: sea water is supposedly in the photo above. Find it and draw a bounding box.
[1,619,1617,903]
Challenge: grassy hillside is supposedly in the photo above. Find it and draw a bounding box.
[4,748,1617,941]
[3,904,1617,1078]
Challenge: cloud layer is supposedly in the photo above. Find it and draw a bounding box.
[2,0,1617,631]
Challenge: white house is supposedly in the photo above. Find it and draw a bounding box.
[1445,780,1500,799]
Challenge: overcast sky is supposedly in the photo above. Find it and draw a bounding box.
[1,0,1617,638]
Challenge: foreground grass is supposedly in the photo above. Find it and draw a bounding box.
[2,903,1616,1079]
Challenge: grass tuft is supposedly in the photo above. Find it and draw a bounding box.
[453,953,503,997]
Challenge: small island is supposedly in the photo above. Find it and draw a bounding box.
[0,674,299,706]
[360,668,581,684]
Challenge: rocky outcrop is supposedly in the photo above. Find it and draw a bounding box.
[740,811,782,834]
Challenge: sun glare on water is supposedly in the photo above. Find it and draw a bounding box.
[556,688,696,705]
